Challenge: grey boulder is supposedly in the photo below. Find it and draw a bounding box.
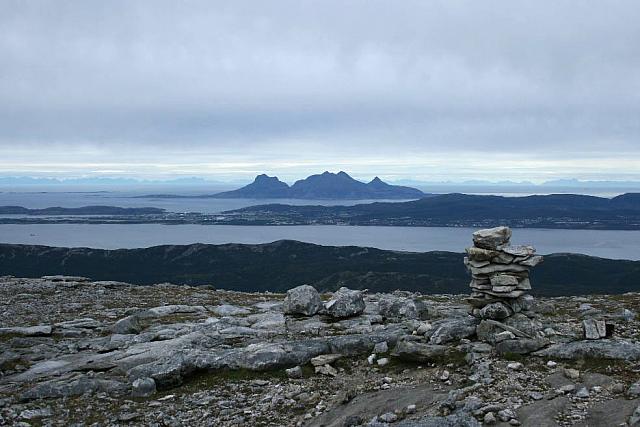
[283,285,322,316]
[131,377,156,397]
[427,317,478,344]
[378,295,430,320]
[324,287,365,319]
[479,302,512,320]
[583,319,607,340]
[111,315,143,335]
[393,340,450,362]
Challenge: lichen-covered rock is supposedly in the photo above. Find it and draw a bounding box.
[533,339,640,360]
[21,375,129,400]
[283,285,322,316]
[131,377,156,397]
[378,295,430,320]
[285,365,303,379]
[490,274,519,287]
[479,302,512,320]
[111,315,142,335]
[324,287,365,319]
[583,319,607,339]
[393,340,450,362]
[427,317,478,344]
[495,338,548,355]
[503,313,543,337]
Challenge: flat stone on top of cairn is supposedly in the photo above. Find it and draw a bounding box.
[465,226,543,320]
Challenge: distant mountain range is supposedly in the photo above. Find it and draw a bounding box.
[1,241,638,296]
[227,192,640,229]
[212,171,426,199]
[392,178,640,189]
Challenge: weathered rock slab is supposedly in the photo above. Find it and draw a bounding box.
[533,339,640,360]
[393,340,451,362]
[0,325,52,337]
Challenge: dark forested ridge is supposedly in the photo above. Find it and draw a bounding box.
[0,241,638,296]
[227,192,640,229]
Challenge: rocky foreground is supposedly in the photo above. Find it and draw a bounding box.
[1,276,640,426]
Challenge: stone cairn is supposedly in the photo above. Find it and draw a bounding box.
[465,226,543,321]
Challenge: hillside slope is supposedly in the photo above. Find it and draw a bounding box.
[1,241,638,296]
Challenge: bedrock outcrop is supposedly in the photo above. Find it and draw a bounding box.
[1,258,640,425]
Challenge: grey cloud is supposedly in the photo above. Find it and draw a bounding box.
[0,0,639,179]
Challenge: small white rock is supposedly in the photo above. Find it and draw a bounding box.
[377,357,389,367]
[367,354,376,365]
[507,362,523,371]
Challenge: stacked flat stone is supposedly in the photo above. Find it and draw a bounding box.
[465,226,543,320]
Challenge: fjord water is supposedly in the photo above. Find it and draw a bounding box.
[1,224,639,260]
[0,188,415,213]
[1,189,639,260]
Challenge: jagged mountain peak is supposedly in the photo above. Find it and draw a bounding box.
[254,174,283,183]
[214,171,425,199]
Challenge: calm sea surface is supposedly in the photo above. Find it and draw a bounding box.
[0,189,415,213]
[1,189,638,260]
[0,224,638,260]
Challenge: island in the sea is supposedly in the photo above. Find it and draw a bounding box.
[139,171,427,200]
[224,192,640,229]
[2,193,640,229]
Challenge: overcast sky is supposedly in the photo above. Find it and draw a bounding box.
[1,1,639,183]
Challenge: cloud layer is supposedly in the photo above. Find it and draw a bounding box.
[1,1,639,181]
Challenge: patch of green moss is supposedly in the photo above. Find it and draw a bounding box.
[574,357,631,375]
[502,352,526,362]
[176,367,292,396]
[379,349,467,373]
[0,333,19,343]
